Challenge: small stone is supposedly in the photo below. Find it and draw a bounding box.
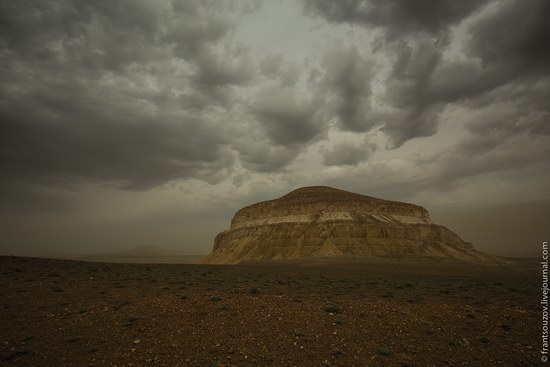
[480,336,490,344]
[64,336,81,343]
[378,346,392,356]
[322,305,340,314]
[133,339,140,345]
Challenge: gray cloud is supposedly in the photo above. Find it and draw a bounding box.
[259,53,300,87]
[320,46,375,132]
[321,141,375,167]
[1,0,549,257]
[319,132,550,209]
[468,0,550,75]
[251,84,325,146]
[303,0,488,40]
[2,0,548,187]
[0,0,259,201]
[303,0,466,146]
[426,0,550,108]
[259,53,284,79]
[191,45,256,102]
[0,100,233,190]
[380,39,442,146]
[237,143,297,173]
[431,136,550,192]
[304,0,550,148]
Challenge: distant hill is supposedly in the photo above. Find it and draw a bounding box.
[502,250,539,258]
[99,245,187,257]
[64,245,205,264]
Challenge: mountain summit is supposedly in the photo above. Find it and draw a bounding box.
[202,186,496,264]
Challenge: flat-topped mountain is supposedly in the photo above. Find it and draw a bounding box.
[201,186,497,264]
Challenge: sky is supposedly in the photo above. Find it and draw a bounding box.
[0,0,549,257]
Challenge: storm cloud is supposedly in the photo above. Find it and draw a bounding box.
[303,0,488,39]
[320,45,375,132]
[0,0,259,204]
[251,84,325,146]
[322,144,367,167]
[305,0,550,147]
[0,0,548,256]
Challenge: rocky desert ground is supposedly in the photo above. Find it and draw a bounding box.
[0,255,540,366]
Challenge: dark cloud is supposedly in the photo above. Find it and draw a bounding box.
[397,118,550,199]
[303,0,472,146]
[0,0,549,258]
[0,0,260,201]
[0,99,232,190]
[235,137,298,173]
[259,53,300,87]
[380,39,442,146]
[433,136,550,191]
[321,141,374,167]
[189,46,256,108]
[305,0,550,148]
[468,0,550,74]
[192,48,254,91]
[426,0,550,110]
[320,46,375,132]
[165,3,235,59]
[320,133,550,208]
[259,54,285,79]
[1,1,167,72]
[414,0,550,106]
[303,0,488,40]
[251,84,325,146]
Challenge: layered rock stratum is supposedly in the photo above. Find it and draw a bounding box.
[201,186,497,264]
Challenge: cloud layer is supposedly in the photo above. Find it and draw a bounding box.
[1,0,549,255]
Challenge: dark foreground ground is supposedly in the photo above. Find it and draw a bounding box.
[0,256,541,367]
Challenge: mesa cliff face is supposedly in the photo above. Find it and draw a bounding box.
[201,186,496,264]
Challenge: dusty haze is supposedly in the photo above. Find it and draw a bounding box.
[0,0,549,258]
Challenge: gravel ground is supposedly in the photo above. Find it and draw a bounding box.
[0,256,540,366]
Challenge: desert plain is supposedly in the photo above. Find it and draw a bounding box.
[0,255,539,367]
